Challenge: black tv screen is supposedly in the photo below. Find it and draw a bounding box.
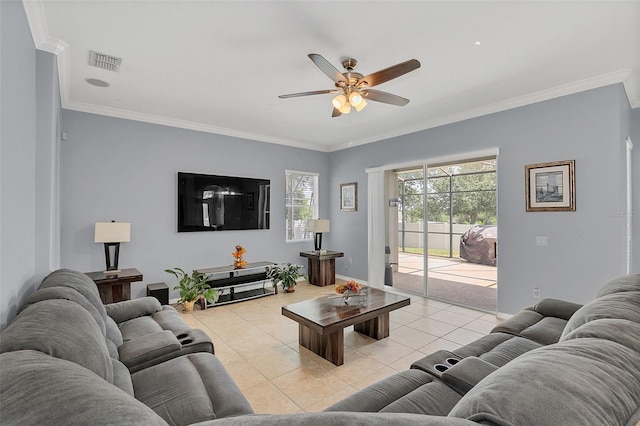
[178,172,270,232]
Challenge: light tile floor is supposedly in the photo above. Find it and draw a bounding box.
[179,280,502,414]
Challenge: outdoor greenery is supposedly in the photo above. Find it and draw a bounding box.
[286,172,316,241]
[398,161,497,226]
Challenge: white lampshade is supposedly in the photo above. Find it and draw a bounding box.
[331,94,347,109]
[354,99,368,112]
[94,222,131,243]
[307,219,330,233]
[348,91,363,107]
[338,102,351,114]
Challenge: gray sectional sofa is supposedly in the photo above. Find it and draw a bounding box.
[0,269,253,425]
[1,270,639,425]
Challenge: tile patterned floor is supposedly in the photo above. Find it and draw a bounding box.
[179,280,502,414]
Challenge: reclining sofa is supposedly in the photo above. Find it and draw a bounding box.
[1,270,639,425]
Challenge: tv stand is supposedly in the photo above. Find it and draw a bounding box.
[196,261,276,306]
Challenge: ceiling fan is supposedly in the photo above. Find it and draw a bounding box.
[279,54,421,117]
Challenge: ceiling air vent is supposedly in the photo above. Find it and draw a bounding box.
[89,50,122,72]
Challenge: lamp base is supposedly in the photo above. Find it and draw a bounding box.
[314,232,323,251]
[103,269,121,275]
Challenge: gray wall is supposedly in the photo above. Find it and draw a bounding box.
[329,84,633,313]
[60,111,329,299]
[0,0,60,330]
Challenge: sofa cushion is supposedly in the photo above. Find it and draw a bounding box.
[441,333,541,368]
[21,286,107,336]
[560,291,640,339]
[0,350,165,425]
[448,337,640,426]
[325,369,462,415]
[118,308,202,340]
[119,315,164,338]
[118,330,181,370]
[491,298,580,346]
[39,268,107,322]
[131,352,253,424]
[596,273,640,298]
[380,380,462,415]
[561,318,640,353]
[0,299,114,383]
[517,316,568,346]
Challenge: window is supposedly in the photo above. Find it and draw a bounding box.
[285,170,318,242]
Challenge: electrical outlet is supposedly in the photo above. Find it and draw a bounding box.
[348,258,353,265]
[536,236,548,246]
[533,287,541,298]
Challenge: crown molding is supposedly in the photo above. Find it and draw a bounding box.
[62,100,331,152]
[623,70,640,108]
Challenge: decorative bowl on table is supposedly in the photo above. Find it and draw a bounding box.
[335,280,364,305]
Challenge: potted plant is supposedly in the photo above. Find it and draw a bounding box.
[164,267,218,312]
[267,263,304,293]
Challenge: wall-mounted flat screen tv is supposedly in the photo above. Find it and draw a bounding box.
[178,172,270,232]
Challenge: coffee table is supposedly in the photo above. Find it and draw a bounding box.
[281,287,410,366]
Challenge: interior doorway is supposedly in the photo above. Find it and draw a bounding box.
[389,158,497,312]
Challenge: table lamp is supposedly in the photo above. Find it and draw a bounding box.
[94,221,130,274]
[307,219,330,252]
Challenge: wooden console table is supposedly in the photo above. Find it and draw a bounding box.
[196,261,276,306]
[299,250,344,286]
[86,268,143,304]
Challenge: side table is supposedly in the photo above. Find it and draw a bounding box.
[299,250,344,286]
[86,268,143,304]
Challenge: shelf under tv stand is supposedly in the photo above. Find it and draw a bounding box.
[196,261,276,307]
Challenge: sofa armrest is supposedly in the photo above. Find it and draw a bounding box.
[532,298,582,321]
[106,297,162,323]
[441,357,498,395]
[118,330,181,369]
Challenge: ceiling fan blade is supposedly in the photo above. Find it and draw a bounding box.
[308,53,349,84]
[278,89,340,99]
[356,59,420,88]
[363,89,410,106]
[331,107,342,117]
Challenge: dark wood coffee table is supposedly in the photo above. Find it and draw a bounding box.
[281,287,410,366]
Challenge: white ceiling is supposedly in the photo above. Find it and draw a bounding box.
[24,1,640,152]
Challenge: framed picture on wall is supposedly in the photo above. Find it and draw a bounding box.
[340,182,358,212]
[525,160,575,212]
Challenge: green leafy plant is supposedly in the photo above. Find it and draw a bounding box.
[164,267,218,305]
[267,263,304,291]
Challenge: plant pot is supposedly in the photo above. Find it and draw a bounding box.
[285,287,295,293]
[182,300,196,312]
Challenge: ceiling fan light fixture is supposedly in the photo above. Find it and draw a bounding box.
[338,102,351,114]
[332,94,347,109]
[354,99,367,112]
[349,91,363,107]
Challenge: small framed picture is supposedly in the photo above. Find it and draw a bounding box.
[525,160,575,212]
[340,182,358,212]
